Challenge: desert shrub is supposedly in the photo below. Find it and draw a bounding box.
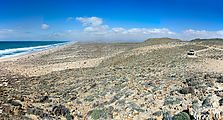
[173,112,190,120]
[91,110,105,120]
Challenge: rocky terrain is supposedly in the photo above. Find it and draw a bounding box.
[0,38,223,120]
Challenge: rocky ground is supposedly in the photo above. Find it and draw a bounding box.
[0,38,223,120]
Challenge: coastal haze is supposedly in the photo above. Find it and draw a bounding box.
[1,0,223,120]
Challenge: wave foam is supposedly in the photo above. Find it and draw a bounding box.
[0,42,71,59]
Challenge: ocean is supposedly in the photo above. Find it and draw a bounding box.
[0,41,70,59]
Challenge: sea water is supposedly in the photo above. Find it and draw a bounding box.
[0,41,70,59]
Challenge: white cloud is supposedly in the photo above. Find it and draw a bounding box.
[84,25,109,34]
[217,30,223,35]
[48,17,178,41]
[75,17,109,35]
[124,28,176,35]
[112,28,126,33]
[41,24,50,30]
[0,29,16,34]
[179,29,223,40]
[66,17,74,21]
[2,17,223,41]
[48,17,223,41]
[76,17,103,26]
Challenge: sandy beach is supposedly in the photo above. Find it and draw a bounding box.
[0,42,128,76]
[0,38,223,119]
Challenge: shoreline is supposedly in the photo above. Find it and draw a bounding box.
[0,41,76,62]
[0,41,127,76]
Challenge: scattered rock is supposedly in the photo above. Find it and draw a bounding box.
[39,95,49,103]
[52,105,70,116]
[109,95,119,103]
[163,111,172,120]
[84,96,94,102]
[153,111,162,117]
[92,101,100,108]
[2,42,223,119]
[146,118,156,120]
[90,83,97,89]
[216,77,223,83]
[106,106,114,119]
[7,100,22,107]
[202,97,212,107]
[106,106,114,113]
[179,87,194,94]
[164,98,182,106]
[70,97,77,101]
[219,98,223,106]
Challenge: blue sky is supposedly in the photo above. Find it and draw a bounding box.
[0,0,223,41]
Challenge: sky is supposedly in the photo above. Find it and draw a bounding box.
[0,0,223,41]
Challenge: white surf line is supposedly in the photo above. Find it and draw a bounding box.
[0,41,76,62]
